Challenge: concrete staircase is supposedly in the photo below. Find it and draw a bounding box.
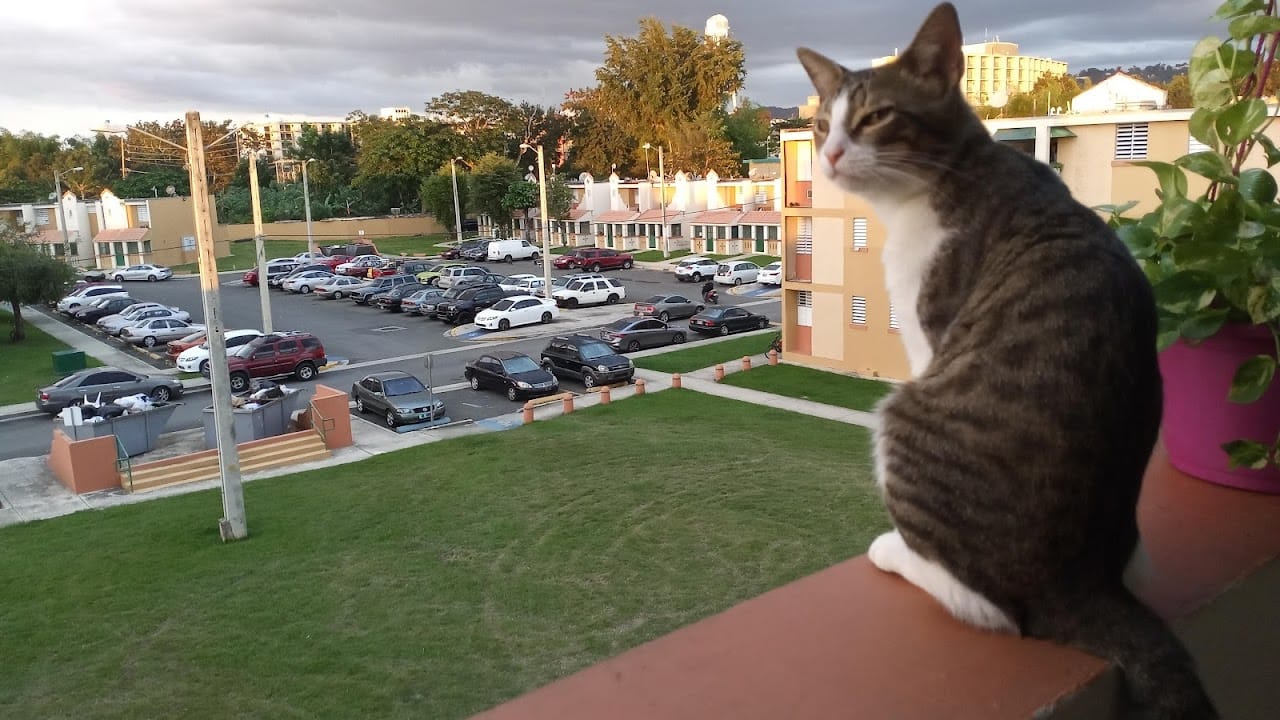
[125,430,331,493]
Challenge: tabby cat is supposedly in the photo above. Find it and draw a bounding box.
[797,4,1216,718]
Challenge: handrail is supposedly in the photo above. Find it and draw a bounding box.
[308,399,336,445]
[115,435,133,491]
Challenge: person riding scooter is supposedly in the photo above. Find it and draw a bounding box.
[701,280,718,305]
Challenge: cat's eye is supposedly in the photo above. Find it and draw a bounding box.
[815,118,829,134]
[857,108,894,130]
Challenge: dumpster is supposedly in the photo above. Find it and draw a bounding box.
[65,402,181,457]
[52,350,86,375]
[201,389,302,449]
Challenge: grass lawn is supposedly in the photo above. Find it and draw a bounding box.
[0,391,885,719]
[0,309,101,405]
[173,234,453,273]
[631,249,693,262]
[633,333,775,374]
[720,364,894,413]
[741,255,780,266]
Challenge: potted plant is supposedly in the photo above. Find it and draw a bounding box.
[1106,0,1280,492]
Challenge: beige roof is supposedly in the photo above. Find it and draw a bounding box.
[739,210,781,224]
[92,227,150,243]
[595,210,639,222]
[690,209,745,225]
[567,207,593,221]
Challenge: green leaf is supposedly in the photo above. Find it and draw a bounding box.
[1173,242,1253,277]
[1153,270,1219,314]
[1228,354,1277,402]
[1117,222,1159,258]
[1175,151,1236,182]
[1255,132,1280,167]
[1156,313,1182,351]
[1238,167,1279,203]
[1245,285,1280,322]
[1095,200,1139,218]
[1193,68,1234,110]
[1222,439,1271,469]
[1197,186,1244,243]
[1228,14,1280,40]
[1214,0,1268,20]
[1216,99,1269,145]
[1178,306,1231,341]
[1133,161,1188,201]
[1158,196,1206,238]
[1189,108,1222,150]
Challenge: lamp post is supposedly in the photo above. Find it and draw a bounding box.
[449,156,464,242]
[53,166,83,262]
[246,148,273,333]
[519,143,552,299]
[300,158,316,258]
[643,143,670,258]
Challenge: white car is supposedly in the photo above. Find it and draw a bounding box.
[111,264,173,282]
[486,238,541,262]
[292,251,326,262]
[552,277,626,307]
[474,295,559,330]
[282,270,335,294]
[57,285,128,313]
[714,261,761,286]
[757,261,782,286]
[99,307,191,335]
[121,319,205,348]
[92,302,166,331]
[314,276,367,299]
[335,255,386,275]
[176,329,265,373]
[674,257,721,283]
[496,273,540,292]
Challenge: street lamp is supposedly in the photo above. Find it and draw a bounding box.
[449,156,464,242]
[643,143,670,258]
[52,166,83,262]
[519,143,552,299]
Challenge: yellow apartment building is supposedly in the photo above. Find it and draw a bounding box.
[874,40,1068,106]
[778,107,1280,381]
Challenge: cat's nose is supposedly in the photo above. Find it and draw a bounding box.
[825,146,844,165]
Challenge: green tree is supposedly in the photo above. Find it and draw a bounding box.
[468,154,521,238]
[286,125,358,193]
[420,166,470,237]
[722,101,772,174]
[0,225,76,341]
[0,130,62,204]
[1164,74,1192,108]
[353,117,457,213]
[502,180,539,240]
[111,166,190,200]
[546,174,573,221]
[560,89,634,177]
[425,91,518,159]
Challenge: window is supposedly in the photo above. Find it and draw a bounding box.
[36,209,50,225]
[1115,123,1149,160]
[851,218,868,250]
[889,303,900,330]
[796,290,813,327]
[137,205,150,225]
[1188,135,1212,154]
[850,296,868,325]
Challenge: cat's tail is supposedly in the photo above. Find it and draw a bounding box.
[1032,586,1217,720]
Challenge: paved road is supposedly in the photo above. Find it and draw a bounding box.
[3,266,782,460]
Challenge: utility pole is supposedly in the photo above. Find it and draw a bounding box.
[521,143,552,298]
[185,110,247,542]
[450,157,464,242]
[301,159,315,259]
[247,149,273,333]
[659,146,670,258]
[53,166,83,263]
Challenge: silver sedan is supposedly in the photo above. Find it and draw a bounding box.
[120,319,206,348]
[112,264,173,282]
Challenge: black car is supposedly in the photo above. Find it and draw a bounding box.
[600,317,687,352]
[434,285,521,325]
[688,306,771,336]
[374,282,427,311]
[442,239,488,260]
[464,350,559,401]
[73,296,137,323]
[271,262,327,288]
[350,274,416,305]
[459,241,493,262]
[540,334,634,389]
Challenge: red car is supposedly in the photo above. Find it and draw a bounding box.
[552,247,634,272]
[165,330,208,362]
[318,254,352,271]
[204,332,327,393]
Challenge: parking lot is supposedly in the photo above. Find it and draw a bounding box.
[4,263,782,459]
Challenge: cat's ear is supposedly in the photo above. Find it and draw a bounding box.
[797,47,844,99]
[898,3,965,90]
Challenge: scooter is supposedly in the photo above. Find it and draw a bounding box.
[703,289,719,305]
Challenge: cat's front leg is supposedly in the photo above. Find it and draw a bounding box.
[868,529,1018,633]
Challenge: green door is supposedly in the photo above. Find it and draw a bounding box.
[647,224,657,249]
[606,225,614,248]
[113,242,125,266]
[704,236,714,253]
[754,237,765,253]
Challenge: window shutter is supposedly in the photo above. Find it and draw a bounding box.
[796,290,813,327]
[1188,135,1212,154]
[796,217,813,254]
[850,296,868,325]
[851,217,868,250]
[888,303,900,330]
[1115,123,1149,160]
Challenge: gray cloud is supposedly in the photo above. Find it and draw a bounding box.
[3,0,1218,137]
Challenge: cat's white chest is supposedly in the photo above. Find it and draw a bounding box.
[876,197,948,377]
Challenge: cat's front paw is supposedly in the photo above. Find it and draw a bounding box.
[868,530,908,575]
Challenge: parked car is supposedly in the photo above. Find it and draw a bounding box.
[111,263,173,282]
[688,306,771,336]
[540,334,635,389]
[550,273,605,291]
[369,259,433,279]
[436,265,491,289]
[433,285,522,325]
[350,371,446,428]
[282,270,336,294]
[121,318,206,348]
[487,238,540,263]
[459,240,493,262]
[242,258,299,287]
[374,282,427,311]
[474,295,558,331]
[714,261,761,286]
[632,294,704,322]
[441,238,492,260]
[36,366,183,413]
[166,329,210,362]
[400,288,447,315]
[91,302,165,329]
[415,261,467,286]
[493,273,539,292]
[600,317,688,352]
[464,351,559,401]
[350,274,417,305]
[757,261,782,285]
[322,242,378,258]
[176,329,264,374]
[57,285,128,314]
[551,277,626,308]
[552,247,634,272]
[72,295,137,323]
[317,254,352,271]
[673,257,720,283]
[335,254,387,276]
[507,275,548,296]
[207,332,327,393]
[271,263,330,288]
[313,276,367,299]
[99,306,191,336]
[292,251,327,262]
[79,268,108,282]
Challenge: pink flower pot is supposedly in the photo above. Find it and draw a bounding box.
[1158,323,1280,493]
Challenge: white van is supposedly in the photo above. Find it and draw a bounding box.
[486,238,540,263]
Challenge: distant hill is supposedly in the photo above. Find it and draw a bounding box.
[1076,63,1188,86]
[763,105,799,120]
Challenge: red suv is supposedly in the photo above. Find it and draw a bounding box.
[552,247,634,272]
[204,332,327,393]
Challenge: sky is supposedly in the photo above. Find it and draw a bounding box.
[3,0,1219,139]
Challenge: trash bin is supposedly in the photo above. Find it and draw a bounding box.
[201,390,301,449]
[65,402,181,457]
[52,350,86,375]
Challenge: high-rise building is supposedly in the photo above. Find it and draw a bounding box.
[874,40,1068,106]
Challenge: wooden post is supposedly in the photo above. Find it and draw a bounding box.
[561,395,574,413]
[635,378,646,396]
[600,384,611,404]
